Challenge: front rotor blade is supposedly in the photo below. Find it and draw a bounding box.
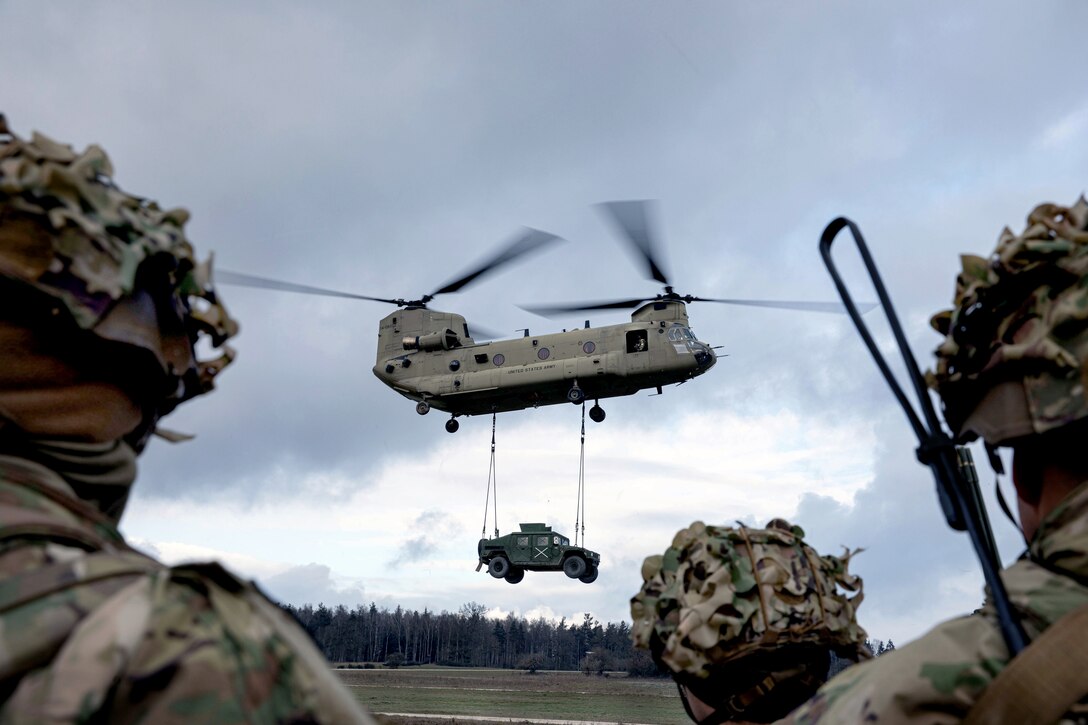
[215,270,400,304]
[430,227,563,297]
[691,297,878,314]
[521,297,651,317]
[597,200,669,285]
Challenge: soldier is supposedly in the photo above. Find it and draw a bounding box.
[780,196,1088,722]
[630,518,871,724]
[0,117,375,723]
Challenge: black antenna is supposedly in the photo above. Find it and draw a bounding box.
[819,217,1027,655]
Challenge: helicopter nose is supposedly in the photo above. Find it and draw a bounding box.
[694,347,715,368]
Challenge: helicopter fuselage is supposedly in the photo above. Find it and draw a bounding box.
[372,300,716,419]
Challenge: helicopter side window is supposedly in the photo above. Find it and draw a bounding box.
[583,341,596,354]
[626,330,648,353]
[493,353,505,366]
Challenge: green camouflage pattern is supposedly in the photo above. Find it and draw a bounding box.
[780,479,1088,723]
[928,196,1088,443]
[0,116,238,420]
[0,456,375,724]
[630,519,870,685]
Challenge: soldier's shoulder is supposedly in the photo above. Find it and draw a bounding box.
[780,612,1006,724]
[4,559,374,724]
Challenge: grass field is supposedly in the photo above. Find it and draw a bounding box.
[335,667,686,724]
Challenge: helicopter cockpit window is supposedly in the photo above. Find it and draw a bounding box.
[463,323,470,338]
[493,353,505,366]
[517,536,529,547]
[668,327,683,342]
[626,330,648,353]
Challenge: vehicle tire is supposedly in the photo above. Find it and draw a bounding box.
[567,386,585,405]
[416,401,430,415]
[589,405,605,423]
[505,567,525,584]
[563,555,587,579]
[579,566,598,584]
[488,556,510,579]
[445,418,460,433]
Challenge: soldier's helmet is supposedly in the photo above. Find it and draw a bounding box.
[0,116,237,450]
[929,196,1088,446]
[630,519,870,723]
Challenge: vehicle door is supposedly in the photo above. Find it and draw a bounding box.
[531,534,557,565]
[511,534,532,565]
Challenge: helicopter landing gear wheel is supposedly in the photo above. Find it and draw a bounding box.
[589,404,605,423]
[567,384,585,405]
[416,401,430,416]
[445,418,460,433]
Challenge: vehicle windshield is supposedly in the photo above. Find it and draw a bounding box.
[560,537,569,546]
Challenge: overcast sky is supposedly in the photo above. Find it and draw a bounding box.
[4,1,1087,645]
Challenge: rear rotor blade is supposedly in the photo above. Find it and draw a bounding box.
[430,227,563,297]
[597,200,669,285]
[464,323,504,341]
[691,297,878,314]
[521,297,652,317]
[215,270,400,304]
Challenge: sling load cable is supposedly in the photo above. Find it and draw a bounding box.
[480,412,500,539]
[574,402,587,548]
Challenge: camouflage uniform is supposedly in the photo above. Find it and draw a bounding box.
[782,197,1088,723]
[781,481,1088,724]
[631,519,870,722]
[0,119,374,723]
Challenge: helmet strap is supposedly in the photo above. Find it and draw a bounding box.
[985,442,1024,537]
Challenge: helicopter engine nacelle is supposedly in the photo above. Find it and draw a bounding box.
[403,329,462,351]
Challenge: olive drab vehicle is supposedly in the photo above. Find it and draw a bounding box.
[218,201,856,432]
[476,523,601,584]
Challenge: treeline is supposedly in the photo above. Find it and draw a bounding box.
[282,601,642,672]
[282,600,895,675]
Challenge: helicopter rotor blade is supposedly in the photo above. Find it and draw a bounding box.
[689,297,878,314]
[520,297,652,317]
[464,323,504,342]
[430,227,563,298]
[215,270,401,305]
[596,200,670,286]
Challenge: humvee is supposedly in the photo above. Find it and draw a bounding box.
[477,523,601,584]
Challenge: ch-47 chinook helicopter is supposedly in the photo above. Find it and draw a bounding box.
[218,201,858,433]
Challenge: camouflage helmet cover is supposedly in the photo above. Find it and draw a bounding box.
[928,196,1088,445]
[630,519,869,688]
[0,116,237,438]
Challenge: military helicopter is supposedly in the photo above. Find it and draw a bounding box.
[218,202,856,432]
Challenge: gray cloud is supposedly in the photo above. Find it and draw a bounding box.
[260,563,366,609]
[4,0,1086,644]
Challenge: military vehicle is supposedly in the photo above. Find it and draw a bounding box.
[477,523,601,584]
[219,201,855,432]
